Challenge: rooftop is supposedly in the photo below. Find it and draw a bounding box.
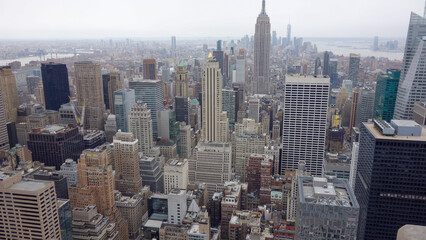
[196,141,231,152]
[365,122,426,141]
[285,74,330,84]
[130,78,161,83]
[299,176,359,208]
[169,188,186,196]
[229,210,261,227]
[144,220,163,229]
[9,180,49,192]
[33,124,75,135]
[166,158,187,167]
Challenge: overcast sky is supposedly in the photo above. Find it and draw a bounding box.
[0,0,424,39]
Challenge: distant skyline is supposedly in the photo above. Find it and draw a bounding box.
[0,0,424,39]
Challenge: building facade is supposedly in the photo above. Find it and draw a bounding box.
[129,102,153,155]
[295,177,359,239]
[74,61,106,130]
[348,53,360,87]
[114,131,143,196]
[373,69,400,122]
[27,125,83,170]
[0,66,18,122]
[129,79,164,138]
[0,89,10,151]
[102,72,121,113]
[201,55,228,142]
[253,0,271,94]
[164,158,189,194]
[394,12,426,120]
[143,59,157,80]
[41,63,70,111]
[355,120,426,240]
[190,141,232,198]
[0,171,61,239]
[114,89,135,132]
[281,75,330,176]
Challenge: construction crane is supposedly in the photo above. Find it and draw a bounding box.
[68,97,85,135]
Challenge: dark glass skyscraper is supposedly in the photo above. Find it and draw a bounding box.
[373,69,400,122]
[323,51,330,76]
[41,63,70,111]
[355,120,426,240]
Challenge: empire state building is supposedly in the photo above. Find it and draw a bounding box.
[253,0,271,94]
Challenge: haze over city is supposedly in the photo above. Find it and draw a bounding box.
[0,0,424,39]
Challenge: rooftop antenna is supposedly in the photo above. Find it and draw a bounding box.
[261,0,266,14]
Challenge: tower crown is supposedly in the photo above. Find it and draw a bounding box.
[259,0,268,16]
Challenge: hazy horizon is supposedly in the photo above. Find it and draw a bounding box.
[0,0,424,40]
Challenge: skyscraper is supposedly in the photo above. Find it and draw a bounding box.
[179,123,191,159]
[348,53,360,87]
[102,72,121,113]
[329,59,339,88]
[175,61,188,98]
[253,0,271,94]
[28,125,84,170]
[69,146,116,217]
[0,171,61,239]
[400,12,426,78]
[394,13,426,120]
[189,142,232,198]
[74,61,106,130]
[129,101,153,155]
[281,75,330,176]
[114,89,135,132]
[287,24,292,46]
[217,40,222,51]
[349,88,360,132]
[323,51,330,76]
[235,54,247,84]
[201,53,228,142]
[0,66,18,122]
[374,69,400,122]
[355,88,375,128]
[373,36,379,51]
[171,36,176,51]
[272,30,277,46]
[355,120,426,240]
[0,89,10,151]
[175,62,190,124]
[113,131,143,196]
[143,59,157,80]
[41,63,70,111]
[68,144,127,238]
[314,57,321,75]
[248,98,260,122]
[222,88,237,129]
[213,50,224,79]
[129,79,164,138]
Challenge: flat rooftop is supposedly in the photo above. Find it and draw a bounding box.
[365,122,426,141]
[144,220,163,229]
[299,176,359,208]
[196,141,231,151]
[9,180,49,192]
[285,74,330,84]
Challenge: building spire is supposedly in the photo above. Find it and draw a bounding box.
[261,0,266,14]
